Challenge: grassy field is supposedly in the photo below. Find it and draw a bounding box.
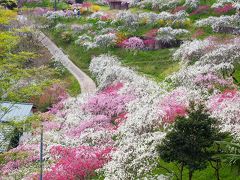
[92,159,240,180]
[44,21,180,82]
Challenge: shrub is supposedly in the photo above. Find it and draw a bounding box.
[120,37,145,50]
[30,84,67,112]
[61,31,72,42]
[95,33,117,47]
[190,5,210,16]
[44,146,112,180]
[214,3,235,14]
[0,0,17,9]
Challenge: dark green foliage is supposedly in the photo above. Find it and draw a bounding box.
[0,0,17,9]
[76,0,84,3]
[158,103,227,179]
[215,141,240,175]
[8,128,22,150]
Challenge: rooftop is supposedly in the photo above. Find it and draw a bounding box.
[0,102,33,122]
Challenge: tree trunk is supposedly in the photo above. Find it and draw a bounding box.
[189,170,193,180]
[180,163,184,180]
[215,160,220,180]
[237,165,240,176]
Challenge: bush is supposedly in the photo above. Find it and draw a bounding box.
[56,1,69,10]
[30,84,67,112]
[61,31,72,42]
[48,59,68,77]
[0,0,17,9]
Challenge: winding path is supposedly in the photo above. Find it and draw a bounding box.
[18,15,96,94]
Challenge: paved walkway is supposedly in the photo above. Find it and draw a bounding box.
[17,15,96,94]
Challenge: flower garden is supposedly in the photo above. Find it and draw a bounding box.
[1,0,240,179]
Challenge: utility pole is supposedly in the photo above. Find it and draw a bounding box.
[40,124,43,180]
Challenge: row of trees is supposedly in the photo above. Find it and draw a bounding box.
[158,103,240,180]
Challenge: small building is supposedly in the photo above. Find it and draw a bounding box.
[108,0,129,10]
[0,102,33,152]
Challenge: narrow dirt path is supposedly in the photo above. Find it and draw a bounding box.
[17,15,96,94]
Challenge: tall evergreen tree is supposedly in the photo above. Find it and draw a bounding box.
[158,103,227,180]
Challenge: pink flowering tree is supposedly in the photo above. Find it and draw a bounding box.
[194,73,235,91]
[44,145,112,180]
[207,89,240,137]
[120,37,145,51]
[158,88,189,124]
[190,5,210,16]
[82,83,134,118]
[67,115,114,137]
[214,3,235,14]
[1,144,40,176]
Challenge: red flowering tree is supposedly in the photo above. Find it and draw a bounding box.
[44,146,112,180]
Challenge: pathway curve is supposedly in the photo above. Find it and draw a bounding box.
[17,15,96,94]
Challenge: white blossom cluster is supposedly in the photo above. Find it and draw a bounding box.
[157,27,189,43]
[88,11,108,20]
[114,10,189,27]
[115,10,140,27]
[70,23,93,32]
[139,10,189,24]
[171,37,240,90]
[99,27,116,34]
[211,0,240,9]
[195,15,240,33]
[95,0,108,5]
[135,0,180,10]
[44,10,72,19]
[75,33,117,49]
[75,34,92,45]
[55,23,67,31]
[173,38,213,64]
[184,0,200,8]
[95,33,117,47]
[174,37,240,65]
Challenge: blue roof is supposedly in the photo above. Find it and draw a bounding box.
[0,102,33,122]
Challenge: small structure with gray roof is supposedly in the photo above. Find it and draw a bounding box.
[0,102,33,152]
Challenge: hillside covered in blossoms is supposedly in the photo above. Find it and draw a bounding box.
[0,0,240,179]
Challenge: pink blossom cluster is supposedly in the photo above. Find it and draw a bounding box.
[44,145,112,180]
[208,89,238,112]
[100,14,111,21]
[171,6,187,14]
[32,7,50,16]
[207,89,240,136]
[144,39,156,47]
[82,83,134,118]
[120,37,145,50]
[194,73,235,90]
[49,100,65,115]
[190,5,210,15]
[159,88,189,123]
[67,115,114,137]
[1,144,40,175]
[144,29,158,38]
[192,28,205,38]
[42,121,61,131]
[214,3,235,14]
